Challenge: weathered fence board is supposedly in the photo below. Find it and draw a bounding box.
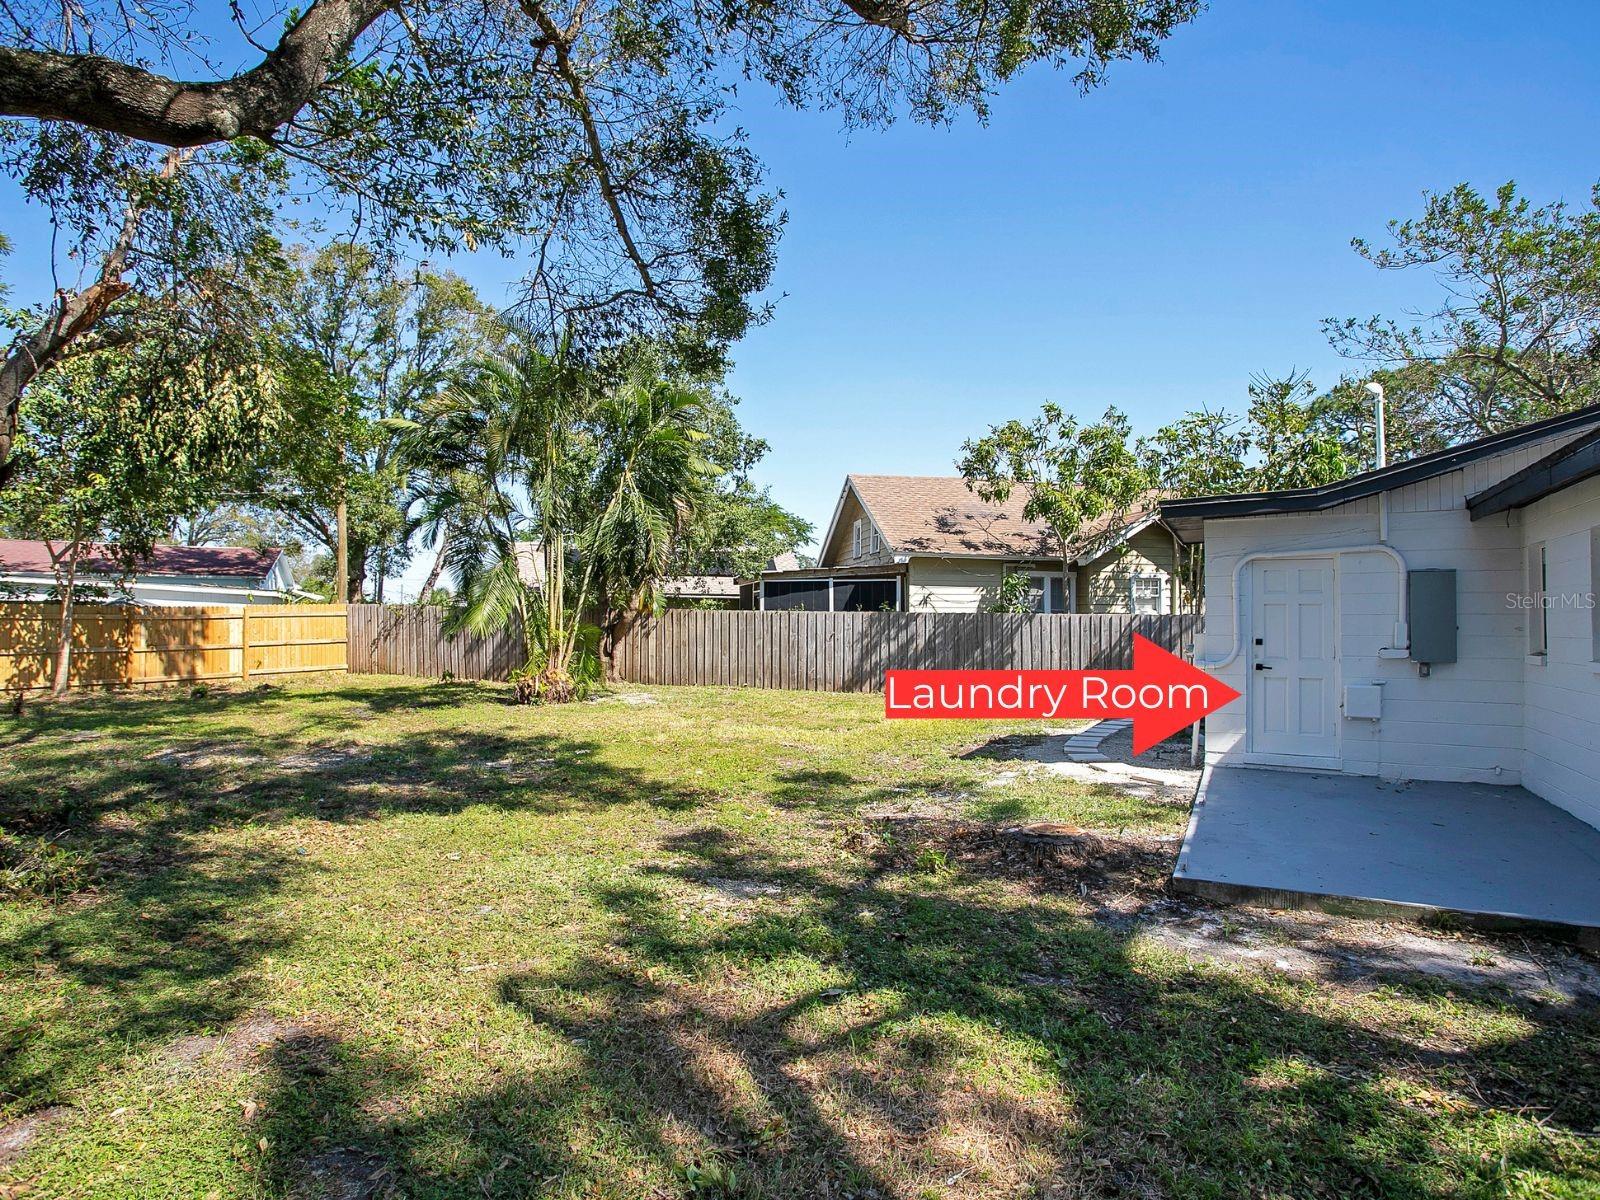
[0,603,347,693]
[347,603,524,681]
[613,610,1200,693]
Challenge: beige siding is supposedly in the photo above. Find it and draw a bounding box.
[1077,527,1177,613]
[821,488,893,568]
[906,557,1006,612]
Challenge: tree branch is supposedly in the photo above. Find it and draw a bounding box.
[0,149,191,486]
[0,0,393,146]
[838,0,919,38]
[520,0,661,305]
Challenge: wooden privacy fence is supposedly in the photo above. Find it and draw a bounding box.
[347,603,524,681]
[613,610,1202,692]
[0,603,347,693]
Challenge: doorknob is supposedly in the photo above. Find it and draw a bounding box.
[1254,663,1272,671]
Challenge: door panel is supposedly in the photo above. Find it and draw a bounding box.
[1249,558,1337,761]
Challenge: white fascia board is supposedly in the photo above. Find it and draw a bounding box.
[1072,512,1163,567]
[816,479,855,569]
[0,573,291,601]
[818,476,891,566]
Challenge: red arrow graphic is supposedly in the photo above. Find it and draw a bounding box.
[884,634,1241,754]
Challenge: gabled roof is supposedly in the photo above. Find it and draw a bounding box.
[0,539,282,581]
[1159,401,1600,543]
[829,475,1164,563]
[1467,426,1600,519]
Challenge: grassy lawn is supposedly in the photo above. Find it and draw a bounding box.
[2,676,1598,1199]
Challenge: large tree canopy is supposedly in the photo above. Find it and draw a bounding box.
[1,0,1199,350]
[1326,180,1600,444]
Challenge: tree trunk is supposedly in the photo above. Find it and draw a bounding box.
[50,540,83,697]
[418,536,448,602]
[0,1,393,146]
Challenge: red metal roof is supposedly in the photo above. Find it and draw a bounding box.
[0,539,281,581]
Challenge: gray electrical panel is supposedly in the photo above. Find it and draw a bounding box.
[1408,569,1457,664]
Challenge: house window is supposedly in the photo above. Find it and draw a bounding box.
[1591,528,1600,661]
[851,519,863,558]
[1015,572,1071,613]
[869,525,881,554]
[1528,542,1548,655]
[1130,574,1165,615]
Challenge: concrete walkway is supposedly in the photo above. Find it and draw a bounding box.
[1172,767,1600,942]
[1059,718,1133,763]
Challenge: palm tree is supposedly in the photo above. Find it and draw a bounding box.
[585,371,713,656]
[398,340,709,702]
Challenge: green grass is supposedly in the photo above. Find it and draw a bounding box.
[1,676,1597,1198]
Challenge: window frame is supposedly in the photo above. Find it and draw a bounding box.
[1591,528,1600,662]
[1011,569,1074,614]
[1128,572,1166,615]
[1528,541,1549,656]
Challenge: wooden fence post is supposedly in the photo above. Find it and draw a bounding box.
[240,605,251,684]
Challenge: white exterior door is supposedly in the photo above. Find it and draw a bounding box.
[1248,558,1337,763]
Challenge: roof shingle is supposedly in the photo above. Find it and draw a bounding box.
[0,539,281,581]
[846,476,1160,561]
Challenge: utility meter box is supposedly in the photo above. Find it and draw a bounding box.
[1344,684,1384,720]
[1408,569,1458,665]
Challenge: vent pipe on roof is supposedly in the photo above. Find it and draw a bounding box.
[1365,381,1389,543]
[1364,381,1387,469]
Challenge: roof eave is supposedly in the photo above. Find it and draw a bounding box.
[1467,427,1600,519]
[1159,402,1600,537]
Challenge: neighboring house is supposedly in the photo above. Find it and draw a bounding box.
[1160,401,1600,833]
[658,576,739,608]
[515,543,738,609]
[0,539,301,605]
[749,475,1177,614]
[514,542,548,592]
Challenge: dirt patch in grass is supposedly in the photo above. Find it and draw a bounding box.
[0,1106,68,1168]
[279,746,373,774]
[871,815,1178,907]
[143,741,265,770]
[288,1148,397,1200]
[163,1014,312,1076]
[1136,900,1600,1005]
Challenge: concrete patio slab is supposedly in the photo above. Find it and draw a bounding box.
[1171,766,1600,945]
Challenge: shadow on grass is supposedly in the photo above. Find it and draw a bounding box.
[5,680,1599,1198]
[0,680,714,1117]
[255,823,1599,1198]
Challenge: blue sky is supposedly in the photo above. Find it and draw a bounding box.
[437,0,1600,566]
[4,0,1599,591]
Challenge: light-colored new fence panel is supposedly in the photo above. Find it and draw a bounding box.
[611,610,1201,693]
[0,602,347,693]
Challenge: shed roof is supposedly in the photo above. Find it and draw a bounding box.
[0,539,282,581]
[658,575,740,599]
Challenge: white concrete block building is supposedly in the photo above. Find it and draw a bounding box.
[1161,404,1600,834]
